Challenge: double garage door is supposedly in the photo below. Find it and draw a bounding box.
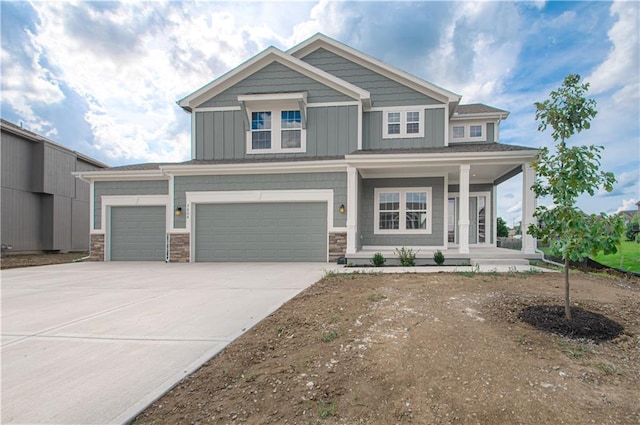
[195,202,327,262]
[109,203,328,262]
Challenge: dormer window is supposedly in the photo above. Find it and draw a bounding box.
[240,92,307,154]
[382,108,424,139]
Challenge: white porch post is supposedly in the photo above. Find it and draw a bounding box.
[458,164,470,254]
[522,162,537,254]
[346,166,358,255]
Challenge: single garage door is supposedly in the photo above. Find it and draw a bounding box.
[110,206,166,261]
[195,202,327,262]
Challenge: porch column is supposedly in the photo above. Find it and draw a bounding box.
[346,166,358,255]
[521,162,537,254]
[458,164,470,254]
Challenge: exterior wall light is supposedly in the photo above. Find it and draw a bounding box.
[175,207,183,216]
[339,204,345,214]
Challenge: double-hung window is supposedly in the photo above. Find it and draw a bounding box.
[374,188,432,234]
[382,109,424,138]
[240,93,307,154]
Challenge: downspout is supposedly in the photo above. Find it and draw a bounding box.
[534,247,563,268]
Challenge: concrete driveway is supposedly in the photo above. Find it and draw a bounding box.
[1,262,336,424]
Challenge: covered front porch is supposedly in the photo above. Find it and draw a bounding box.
[343,145,540,262]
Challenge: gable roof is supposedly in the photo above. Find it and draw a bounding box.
[288,33,461,106]
[178,46,371,112]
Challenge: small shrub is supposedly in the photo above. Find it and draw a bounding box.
[395,246,417,267]
[367,292,387,302]
[433,249,445,265]
[370,252,386,267]
[321,331,339,343]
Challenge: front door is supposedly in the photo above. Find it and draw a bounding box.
[448,192,490,245]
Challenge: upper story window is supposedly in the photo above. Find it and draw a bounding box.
[450,122,485,142]
[382,108,424,139]
[374,187,432,234]
[240,92,307,154]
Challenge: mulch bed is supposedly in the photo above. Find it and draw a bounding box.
[519,305,624,341]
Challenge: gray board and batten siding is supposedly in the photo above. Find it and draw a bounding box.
[194,202,327,262]
[198,62,352,109]
[173,172,347,229]
[363,108,445,150]
[300,48,443,107]
[194,105,358,160]
[93,180,168,230]
[359,177,445,247]
[1,126,104,252]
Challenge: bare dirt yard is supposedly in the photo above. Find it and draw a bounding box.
[0,252,87,269]
[135,270,639,425]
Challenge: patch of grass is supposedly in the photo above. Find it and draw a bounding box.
[245,372,258,382]
[321,331,339,343]
[594,361,620,376]
[367,293,387,302]
[318,401,336,419]
[559,339,594,359]
[591,241,640,273]
[322,269,339,278]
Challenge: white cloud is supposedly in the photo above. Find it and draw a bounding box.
[616,199,638,214]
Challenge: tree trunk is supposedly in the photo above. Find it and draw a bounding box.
[564,256,571,320]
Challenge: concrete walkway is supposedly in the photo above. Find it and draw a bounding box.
[1,262,338,425]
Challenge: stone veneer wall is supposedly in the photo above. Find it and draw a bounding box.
[329,232,347,261]
[169,233,190,262]
[90,234,104,261]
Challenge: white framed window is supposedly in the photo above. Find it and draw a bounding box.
[240,93,307,154]
[374,187,432,234]
[383,108,424,139]
[449,122,485,142]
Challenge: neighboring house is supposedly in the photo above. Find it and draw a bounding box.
[1,119,108,253]
[618,202,640,222]
[73,34,539,263]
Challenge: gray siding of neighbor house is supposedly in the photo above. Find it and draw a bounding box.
[363,108,445,150]
[1,128,105,252]
[448,184,494,244]
[197,62,352,108]
[93,180,168,230]
[360,177,445,247]
[300,48,443,107]
[173,172,347,229]
[194,105,358,160]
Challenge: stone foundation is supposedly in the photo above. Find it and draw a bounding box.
[169,233,190,262]
[89,234,104,261]
[329,232,347,262]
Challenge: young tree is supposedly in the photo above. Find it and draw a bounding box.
[528,74,624,320]
[497,217,509,238]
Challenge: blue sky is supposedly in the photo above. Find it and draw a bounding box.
[1,1,638,225]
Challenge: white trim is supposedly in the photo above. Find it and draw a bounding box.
[451,112,509,120]
[100,195,169,261]
[238,92,307,102]
[346,167,358,254]
[193,106,242,112]
[369,104,445,112]
[444,106,449,147]
[458,165,470,254]
[382,108,424,139]
[307,101,360,108]
[186,189,338,263]
[374,187,433,235]
[357,102,363,150]
[443,173,449,249]
[168,174,176,232]
[362,245,446,251]
[160,160,347,176]
[191,112,196,160]
[72,170,167,181]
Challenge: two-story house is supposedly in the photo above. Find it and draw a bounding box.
[74,34,539,263]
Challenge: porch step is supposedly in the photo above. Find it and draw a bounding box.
[470,258,530,266]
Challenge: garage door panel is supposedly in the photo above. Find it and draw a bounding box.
[111,206,165,261]
[195,202,327,262]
